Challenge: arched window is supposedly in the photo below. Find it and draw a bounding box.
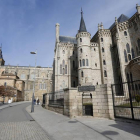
[86,59,88,66]
[137,39,140,49]
[81,71,84,77]
[136,47,139,56]
[80,38,82,42]
[127,73,130,82]
[73,61,75,68]
[128,54,131,61]
[62,60,65,67]
[101,38,103,42]
[126,43,130,53]
[124,31,127,36]
[80,48,82,53]
[131,48,135,59]
[95,63,97,67]
[103,60,106,65]
[124,49,128,62]
[102,47,104,52]
[82,59,85,66]
[80,60,82,67]
[104,70,107,77]
[65,65,67,74]
[63,50,65,54]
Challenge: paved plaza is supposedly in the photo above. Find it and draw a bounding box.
[0,103,50,140]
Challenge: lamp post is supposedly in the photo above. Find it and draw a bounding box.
[30,51,37,113]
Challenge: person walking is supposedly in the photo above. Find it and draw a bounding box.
[37,99,39,105]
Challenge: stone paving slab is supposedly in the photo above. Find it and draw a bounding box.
[27,105,140,140]
[0,121,50,140]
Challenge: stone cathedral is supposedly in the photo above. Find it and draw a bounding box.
[53,4,140,93]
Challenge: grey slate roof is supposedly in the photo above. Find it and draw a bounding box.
[79,10,87,32]
[59,36,77,44]
[109,14,129,29]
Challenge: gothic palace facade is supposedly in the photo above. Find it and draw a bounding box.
[53,4,140,92]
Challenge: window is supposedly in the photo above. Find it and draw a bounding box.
[126,43,130,53]
[21,74,25,79]
[80,48,82,53]
[94,48,96,51]
[136,47,139,56]
[39,83,46,90]
[103,60,106,65]
[81,71,84,77]
[86,59,88,66]
[73,61,75,68]
[130,73,133,82]
[65,65,67,74]
[102,47,104,52]
[63,68,65,75]
[80,60,82,67]
[60,64,62,74]
[124,49,128,62]
[137,39,140,49]
[82,59,85,66]
[135,84,138,90]
[131,48,135,59]
[127,73,130,82]
[73,51,74,55]
[104,70,107,77]
[63,50,65,54]
[128,54,131,61]
[80,38,82,42]
[101,38,103,42]
[62,60,65,67]
[95,63,97,67]
[73,81,76,87]
[124,31,127,36]
[30,74,35,79]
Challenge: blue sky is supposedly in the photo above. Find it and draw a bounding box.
[0,0,139,67]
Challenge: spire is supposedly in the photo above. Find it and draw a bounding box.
[0,45,3,59]
[79,8,87,32]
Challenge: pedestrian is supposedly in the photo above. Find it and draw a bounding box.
[34,99,36,105]
[37,99,39,105]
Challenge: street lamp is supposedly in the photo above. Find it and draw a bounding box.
[30,51,37,113]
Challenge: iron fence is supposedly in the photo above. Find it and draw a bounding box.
[112,80,140,120]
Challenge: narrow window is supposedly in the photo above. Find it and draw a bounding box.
[130,73,133,82]
[80,38,82,42]
[73,81,76,87]
[124,49,128,62]
[136,47,139,56]
[103,60,106,65]
[127,73,130,82]
[80,48,82,53]
[60,64,62,74]
[63,50,65,54]
[128,54,131,61]
[94,48,96,51]
[102,47,104,52]
[101,38,103,42]
[104,70,107,77]
[86,59,88,66]
[73,51,74,55]
[82,59,85,66]
[63,60,65,67]
[124,31,127,36]
[95,63,97,67]
[135,84,138,90]
[73,61,75,68]
[81,71,84,77]
[80,60,82,67]
[131,48,135,59]
[137,39,140,49]
[65,65,67,74]
[63,68,65,75]
[126,43,130,53]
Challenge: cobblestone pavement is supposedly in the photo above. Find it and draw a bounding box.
[0,121,50,140]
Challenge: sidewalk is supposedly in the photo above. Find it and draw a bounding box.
[0,101,31,110]
[27,105,140,140]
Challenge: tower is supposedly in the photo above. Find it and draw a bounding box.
[0,47,5,66]
[76,9,92,86]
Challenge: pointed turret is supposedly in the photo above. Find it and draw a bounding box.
[0,47,5,66]
[79,8,87,32]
